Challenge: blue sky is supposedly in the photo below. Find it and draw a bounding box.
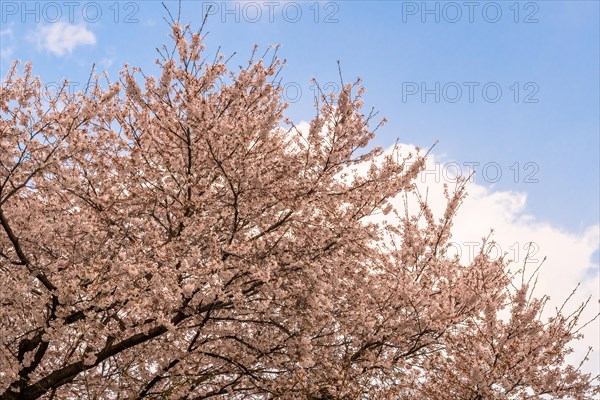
[1,0,598,234]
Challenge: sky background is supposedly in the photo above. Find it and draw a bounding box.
[1,0,598,235]
[1,0,599,372]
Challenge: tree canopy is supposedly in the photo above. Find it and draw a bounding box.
[0,19,597,400]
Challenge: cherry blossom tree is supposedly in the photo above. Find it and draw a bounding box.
[0,18,598,400]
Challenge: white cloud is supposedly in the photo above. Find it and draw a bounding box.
[395,144,599,374]
[30,22,96,56]
[99,56,114,69]
[293,121,599,375]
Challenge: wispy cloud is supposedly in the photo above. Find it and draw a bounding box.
[98,46,117,70]
[30,22,96,56]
